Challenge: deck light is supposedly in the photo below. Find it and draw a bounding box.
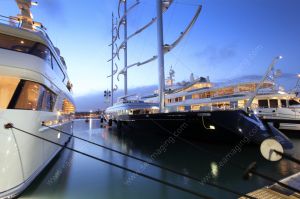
[209,125,215,130]
[297,74,300,78]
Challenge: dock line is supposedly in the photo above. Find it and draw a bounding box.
[41,122,256,199]
[4,122,213,199]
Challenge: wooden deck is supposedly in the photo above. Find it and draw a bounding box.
[240,173,300,199]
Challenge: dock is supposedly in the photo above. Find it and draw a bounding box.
[240,172,300,199]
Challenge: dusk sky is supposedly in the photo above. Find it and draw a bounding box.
[1,0,300,98]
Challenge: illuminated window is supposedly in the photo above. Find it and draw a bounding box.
[0,77,20,109]
[7,80,57,111]
[191,104,201,111]
[62,99,75,114]
[14,81,42,110]
[177,106,185,111]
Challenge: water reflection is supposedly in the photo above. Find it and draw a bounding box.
[20,119,300,199]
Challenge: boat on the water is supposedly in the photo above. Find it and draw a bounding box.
[105,1,293,150]
[0,1,75,198]
[142,68,300,135]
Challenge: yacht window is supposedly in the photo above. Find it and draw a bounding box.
[0,33,35,53]
[8,80,57,111]
[0,77,20,109]
[0,33,65,81]
[30,43,51,65]
[132,109,141,114]
[41,89,57,111]
[13,81,43,110]
[185,95,192,100]
[62,99,75,114]
[281,100,287,108]
[289,99,300,106]
[258,100,269,108]
[0,33,51,61]
[269,99,278,108]
[52,56,65,81]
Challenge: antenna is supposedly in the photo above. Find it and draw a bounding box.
[15,0,37,30]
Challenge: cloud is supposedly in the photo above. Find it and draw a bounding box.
[74,85,157,112]
[195,44,237,65]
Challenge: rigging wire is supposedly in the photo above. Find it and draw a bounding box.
[4,123,212,199]
[41,123,257,199]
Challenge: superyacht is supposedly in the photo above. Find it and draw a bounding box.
[143,67,300,134]
[0,1,75,198]
[105,1,293,150]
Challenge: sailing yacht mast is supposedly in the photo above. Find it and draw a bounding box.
[123,0,128,96]
[111,13,115,106]
[156,0,166,112]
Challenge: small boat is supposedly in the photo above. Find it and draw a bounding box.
[142,68,300,136]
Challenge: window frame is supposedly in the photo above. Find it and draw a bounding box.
[7,80,57,112]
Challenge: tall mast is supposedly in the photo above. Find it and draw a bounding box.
[123,0,128,96]
[111,13,115,106]
[245,56,283,110]
[156,0,165,112]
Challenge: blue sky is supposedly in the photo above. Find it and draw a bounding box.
[1,0,300,97]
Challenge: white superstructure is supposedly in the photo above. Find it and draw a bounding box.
[142,71,300,132]
[0,1,75,198]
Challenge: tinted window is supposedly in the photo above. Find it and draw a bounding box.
[289,99,300,106]
[0,33,64,80]
[185,95,192,100]
[258,100,268,108]
[0,33,51,60]
[52,56,65,80]
[41,89,57,111]
[281,100,287,108]
[0,33,35,53]
[269,99,278,108]
[30,43,51,64]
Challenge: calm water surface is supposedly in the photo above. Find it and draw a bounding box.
[20,119,300,199]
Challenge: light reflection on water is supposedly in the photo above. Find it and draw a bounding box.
[20,119,300,199]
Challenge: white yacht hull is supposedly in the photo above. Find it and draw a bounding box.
[0,110,73,199]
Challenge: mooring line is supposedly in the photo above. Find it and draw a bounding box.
[42,123,256,199]
[4,123,212,199]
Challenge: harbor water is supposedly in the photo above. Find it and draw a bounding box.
[20,119,300,199]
